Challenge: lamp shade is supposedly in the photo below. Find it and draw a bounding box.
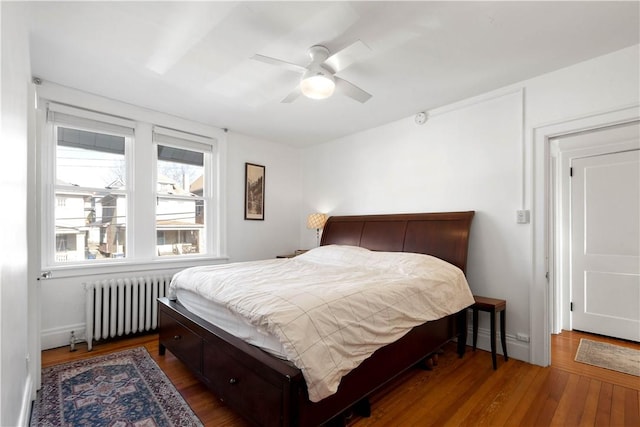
[306,213,327,229]
[300,69,335,100]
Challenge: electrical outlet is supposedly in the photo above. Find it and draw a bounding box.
[516,333,530,342]
[516,210,530,224]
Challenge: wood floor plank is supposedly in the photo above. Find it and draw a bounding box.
[536,370,570,426]
[595,382,614,426]
[624,387,640,427]
[611,385,626,426]
[509,367,556,426]
[475,361,543,427]
[441,357,521,426]
[578,378,602,427]
[39,330,639,426]
[550,373,583,426]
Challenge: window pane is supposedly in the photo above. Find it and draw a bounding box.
[157,145,204,195]
[55,192,126,261]
[156,198,203,256]
[57,126,126,188]
[156,143,205,257]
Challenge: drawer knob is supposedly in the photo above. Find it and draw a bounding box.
[173,335,181,340]
[229,378,238,385]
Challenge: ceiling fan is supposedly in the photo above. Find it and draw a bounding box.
[251,40,372,103]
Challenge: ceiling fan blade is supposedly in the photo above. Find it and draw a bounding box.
[325,40,370,73]
[281,86,302,103]
[334,77,372,103]
[251,54,306,73]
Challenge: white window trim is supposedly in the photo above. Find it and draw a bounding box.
[37,83,228,278]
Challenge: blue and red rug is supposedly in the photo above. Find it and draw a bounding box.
[30,347,202,426]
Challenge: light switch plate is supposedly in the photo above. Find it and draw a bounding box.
[516,210,530,224]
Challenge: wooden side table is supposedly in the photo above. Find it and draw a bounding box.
[472,295,508,370]
[276,250,308,258]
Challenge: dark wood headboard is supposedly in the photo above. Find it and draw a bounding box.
[320,211,475,273]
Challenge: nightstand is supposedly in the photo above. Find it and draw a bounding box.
[471,295,508,370]
[276,250,308,258]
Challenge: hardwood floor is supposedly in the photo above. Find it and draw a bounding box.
[40,330,639,426]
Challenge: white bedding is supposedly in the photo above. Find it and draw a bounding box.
[169,245,474,402]
[174,288,288,358]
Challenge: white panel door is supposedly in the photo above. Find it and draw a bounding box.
[571,148,640,341]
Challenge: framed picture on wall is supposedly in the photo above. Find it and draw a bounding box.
[245,162,265,220]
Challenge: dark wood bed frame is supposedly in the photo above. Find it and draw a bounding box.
[158,211,475,426]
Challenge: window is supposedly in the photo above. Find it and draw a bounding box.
[154,127,213,257]
[47,105,133,264]
[42,101,221,269]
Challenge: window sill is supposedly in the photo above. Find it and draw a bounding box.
[40,255,229,280]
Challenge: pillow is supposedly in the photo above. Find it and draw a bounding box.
[295,245,373,266]
[297,245,461,278]
[367,250,459,277]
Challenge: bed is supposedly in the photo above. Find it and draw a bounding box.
[158,211,475,426]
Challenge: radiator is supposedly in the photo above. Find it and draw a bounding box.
[84,275,172,350]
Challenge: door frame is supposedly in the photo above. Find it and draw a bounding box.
[554,130,639,335]
[531,104,639,366]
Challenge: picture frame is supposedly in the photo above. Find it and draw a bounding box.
[244,162,265,220]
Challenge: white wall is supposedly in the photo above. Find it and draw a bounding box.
[226,132,302,262]
[0,3,33,425]
[300,45,640,363]
[301,89,533,361]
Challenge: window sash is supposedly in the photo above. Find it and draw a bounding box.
[153,130,212,258]
[53,188,128,262]
[46,107,133,265]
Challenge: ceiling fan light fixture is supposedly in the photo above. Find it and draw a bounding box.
[300,70,335,100]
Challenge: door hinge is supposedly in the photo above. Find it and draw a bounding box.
[570,302,573,311]
[570,167,573,177]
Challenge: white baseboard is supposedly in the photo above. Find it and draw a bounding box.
[42,323,530,362]
[41,323,86,350]
[466,326,530,363]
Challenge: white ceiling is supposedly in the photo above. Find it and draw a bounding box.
[25,1,640,146]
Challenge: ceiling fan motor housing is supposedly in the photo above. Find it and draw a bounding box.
[303,66,334,81]
[307,45,331,65]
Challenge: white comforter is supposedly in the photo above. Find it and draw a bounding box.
[169,245,474,402]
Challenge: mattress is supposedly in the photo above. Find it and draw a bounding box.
[175,288,288,359]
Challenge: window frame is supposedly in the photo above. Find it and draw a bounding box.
[43,104,134,267]
[38,93,227,275]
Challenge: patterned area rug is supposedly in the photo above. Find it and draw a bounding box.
[31,347,202,427]
[575,338,640,377]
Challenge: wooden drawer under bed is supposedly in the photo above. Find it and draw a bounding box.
[158,309,202,374]
[158,298,302,427]
[202,339,286,426]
